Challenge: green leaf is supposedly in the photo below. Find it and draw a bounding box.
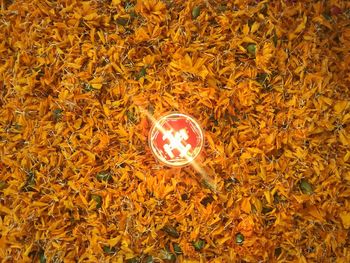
[273,29,278,47]
[345,9,350,19]
[22,171,35,192]
[193,239,205,251]
[91,194,103,209]
[126,109,138,123]
[273,193,281,204]
[162,225,180,238]
[147,104,155,115]
[235,233,244,245]
[39,250,46,263]
[159,249,176,261]
[217,5,227,13]
[256,73,268,85]
[299,179,313,195]
[247,19,254,29]
[126,257,140,263]
[116,17,129,26]
[136,67,147,80]
[322,12,332,21]
[0,181,8,190]
[200,179,216,192]
[53,109,63,122]
[246,44,256,57]
[124,2,134,12]
[260,3,268,15]
[103,245,117,254]
[35,67,45,78]
[275,247,282,258]
[83,83,94,92]
[96,171,112,182]
[262,206,273,214]
[173,243,182,255]
[144,255,154,263]
[192,6,200,19]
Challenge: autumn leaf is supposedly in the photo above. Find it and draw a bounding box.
[1,0,349,261]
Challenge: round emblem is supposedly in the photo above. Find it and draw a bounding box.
[149,113,204,167]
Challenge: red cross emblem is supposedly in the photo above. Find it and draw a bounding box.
[149,113,204,167]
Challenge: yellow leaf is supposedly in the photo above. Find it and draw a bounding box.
[0,205,12,214]
[206,133,215,150]
[189,226,200,240]
[231,136,239,148]
[65,62,81,69]
[250,22,260,33]
[79,192,89,206]
[312,16,333,30]
[307,205,325,222]
[111,0,121,6]
[91,83,102,89]
[143,245,155,254]
[97,30,106,44]
[90,76,104,90]
[295,16,307,34]
[259,166,266,181]
[32,201,49,207]
[320,96,333,105]
[24,243,33,256]
[339,131,349,146]
[242,36,256,44]
[241,198,251,214]
[82,150,96,161]
[135,171,145,181]
[243,24,250,35]
[74,119,82,129]
[111,62,124,74]
[343,113,350,123]
[240,152,251,160]
[334,101,348,114]
[247,147,263,154]
[264,191,272,205]
[344,172,350,182]
[84,12,99,21]
[339,212,350,229]
[103,105,110,116]
[344,151,350,162]
[217,236,231,245]
[107,236,121,247]
[265,132,276,145]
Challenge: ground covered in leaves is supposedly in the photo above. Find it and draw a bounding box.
[1,0,350,262]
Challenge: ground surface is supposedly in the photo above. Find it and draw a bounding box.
[0,0,350,262]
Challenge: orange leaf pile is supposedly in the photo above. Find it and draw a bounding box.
[1,0,350,262]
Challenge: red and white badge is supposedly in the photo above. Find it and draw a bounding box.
[149,113,204,167]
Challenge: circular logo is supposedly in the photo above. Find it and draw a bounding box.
[149,113,204,167]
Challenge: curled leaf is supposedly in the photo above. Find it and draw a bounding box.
[173,243,182,255]
[52,109,63,122]
[159,249,176,261]
[162,225,180,238]
[96,171,112,182]
[192,6,200,19]
[235,233,244,245]
[0,181,8,190]
[91,194,103,209]
[299,179,313,195]
[193,239,205,251]
[246,43,256,57]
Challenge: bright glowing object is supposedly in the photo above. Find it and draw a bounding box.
[149,113,204,167]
